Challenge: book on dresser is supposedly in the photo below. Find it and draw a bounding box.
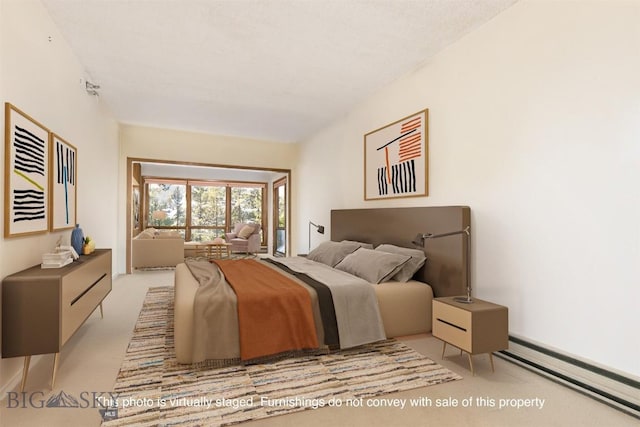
[41,250,74,268]
[1,248,112,390]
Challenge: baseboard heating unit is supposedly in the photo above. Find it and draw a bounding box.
[496,335,639,419]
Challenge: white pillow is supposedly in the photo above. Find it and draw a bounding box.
[157,230,181,239]
[375,244,426,282]
[136,229,155,239]
[238,224,256,239]
[334,248,411,284]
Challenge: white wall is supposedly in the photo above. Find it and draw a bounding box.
[0,0,119,391]
[296,0,640,376]
[119,124,298,270]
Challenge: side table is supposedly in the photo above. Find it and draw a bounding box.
[432,296,508,375]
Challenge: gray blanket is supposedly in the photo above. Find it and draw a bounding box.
[272,257,386,349]
[186,260,240,362]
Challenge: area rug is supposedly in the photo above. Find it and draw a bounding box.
[102,287,461,426]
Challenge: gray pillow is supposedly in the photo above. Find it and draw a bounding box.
[375,244,426,282]
[307,241,361,267]
[340,240,374,250]
[334,248,411,284]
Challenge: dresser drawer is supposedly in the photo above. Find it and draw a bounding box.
[61,255,110,307]
[61,274,110,345]
[60,251,112,345]
[432,300,472,352]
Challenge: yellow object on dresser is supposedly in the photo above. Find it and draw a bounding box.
[432,296,508,375]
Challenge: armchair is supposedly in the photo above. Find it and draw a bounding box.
[225,222,262,254]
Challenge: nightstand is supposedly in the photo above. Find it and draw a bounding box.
[432,296,508,375]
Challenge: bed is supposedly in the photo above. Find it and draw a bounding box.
[174,206,470,365]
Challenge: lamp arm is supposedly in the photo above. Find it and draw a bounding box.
[308,221,325,252]
[424,226,470,240]
[422,225,472,303]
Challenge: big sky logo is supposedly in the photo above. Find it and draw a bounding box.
[5,390,120,409]
[45,391,80,408]
[5,391,121,421]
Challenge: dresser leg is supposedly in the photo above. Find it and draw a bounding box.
[51,353,60,389]
[467,353,475,376]
[20,356,31,392]
[441,341,447,358]
[99,302,104,319]
[489,352,495,372]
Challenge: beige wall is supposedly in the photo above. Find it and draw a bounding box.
[296,0,640,376]
[0,0,119,392]
[120,124,298,169]
[117,124,299,271]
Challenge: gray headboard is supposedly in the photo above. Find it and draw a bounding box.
[331,206,470,297]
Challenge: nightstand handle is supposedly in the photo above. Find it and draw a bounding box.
[436,318,467,332]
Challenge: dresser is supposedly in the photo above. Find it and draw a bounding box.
[432,296,508,375]
[2,249,112,390]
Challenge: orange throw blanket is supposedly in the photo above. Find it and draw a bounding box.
[214,259,319,360]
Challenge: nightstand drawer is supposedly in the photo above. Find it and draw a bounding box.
[432,300,472,352]
[433,299,471,329]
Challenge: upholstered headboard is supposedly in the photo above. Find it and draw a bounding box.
[331,206,470,298]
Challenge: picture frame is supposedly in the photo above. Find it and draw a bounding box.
[364,109,428,200]
[50,133,77,231]
[4,103,50,237]
[132,185,140,230]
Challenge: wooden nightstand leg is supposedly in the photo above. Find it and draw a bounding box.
[51,353,60,389]
[489,353,495,372]
[441,341,447,358]
[467,353,475,376]
[20,356,31,392]
[99,302,104,319]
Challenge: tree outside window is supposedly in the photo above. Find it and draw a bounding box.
[190,184,226,241]
[144,180,265,244]
[147,182,186,237]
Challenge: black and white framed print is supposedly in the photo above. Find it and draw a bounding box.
[50,133,77,231]
[4,103,50,237]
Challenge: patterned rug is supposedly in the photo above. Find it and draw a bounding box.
[102,287,461,426]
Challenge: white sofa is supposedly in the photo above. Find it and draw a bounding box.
[132,228,185,268]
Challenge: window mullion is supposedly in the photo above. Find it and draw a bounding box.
[185,184,192,241]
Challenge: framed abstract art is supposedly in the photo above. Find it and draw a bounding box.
[4,103,50,237]
[364,109,428,201]
[50,133,77,231]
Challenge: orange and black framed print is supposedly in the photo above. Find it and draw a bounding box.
[4,103,50,237]
[364,109,428,200]
[50,133,77,231]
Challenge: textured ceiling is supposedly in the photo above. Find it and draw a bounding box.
[42,0,517,143]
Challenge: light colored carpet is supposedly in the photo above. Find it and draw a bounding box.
[2,271,637,427]
[102,287,461,426]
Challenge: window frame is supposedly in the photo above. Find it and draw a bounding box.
[143,177,267,245]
